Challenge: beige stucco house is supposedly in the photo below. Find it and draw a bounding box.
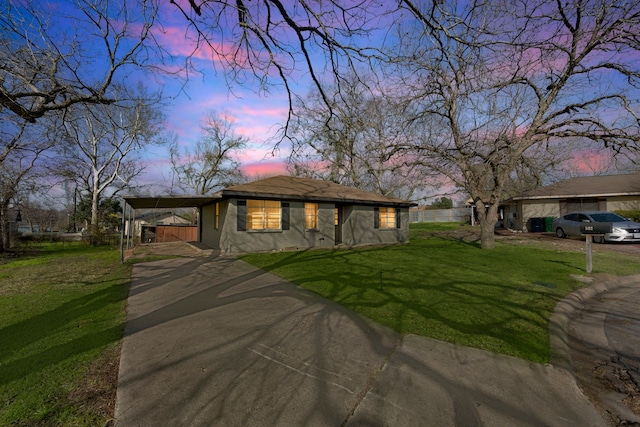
[124,175,416,254]
[504,173,640,231]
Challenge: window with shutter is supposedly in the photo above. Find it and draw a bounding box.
[245,200,282,230]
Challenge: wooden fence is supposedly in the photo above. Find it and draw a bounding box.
[142,225,198,243]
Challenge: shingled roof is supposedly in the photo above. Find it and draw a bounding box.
[222,175,416,207]
[511,173,640,200]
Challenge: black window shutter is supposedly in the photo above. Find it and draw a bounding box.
[281,202,290,230]
[374,207,379,229]
[396,208,401,229]
[237,200,246,231]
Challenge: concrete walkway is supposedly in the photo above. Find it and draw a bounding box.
[114,253,606,426]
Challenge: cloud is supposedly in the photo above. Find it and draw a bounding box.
[568,149,613,174]
[242,160,288,177]
[167,85,289,142]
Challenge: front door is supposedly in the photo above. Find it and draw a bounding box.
[334,206,342,244]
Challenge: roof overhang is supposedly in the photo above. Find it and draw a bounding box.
[123,190,417,210]
[511,192,640,201]
[221,190,417,207]
[122,195,221,210]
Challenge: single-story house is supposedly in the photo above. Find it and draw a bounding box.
[124,175,416,254]
[504,173,640,231]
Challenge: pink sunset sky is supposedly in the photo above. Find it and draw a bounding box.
[136,2,299,190]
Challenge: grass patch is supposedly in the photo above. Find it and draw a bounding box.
[0,242,130,426]
[241,223,640,363]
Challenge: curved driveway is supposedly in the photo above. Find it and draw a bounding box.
[567,278,640,425]
[115,252,607,426]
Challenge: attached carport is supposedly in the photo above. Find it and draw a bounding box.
[120,195,220,262]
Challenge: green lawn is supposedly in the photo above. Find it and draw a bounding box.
[0,243,130,426]
[2,226,638,424]
[241,223,640,363]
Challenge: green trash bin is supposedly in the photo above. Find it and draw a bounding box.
[544,216,554,232]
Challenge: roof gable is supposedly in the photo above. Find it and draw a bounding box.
[135,211,189,221]
[123,195,221,210]
[222,175,415,207]
[512,173,640,200]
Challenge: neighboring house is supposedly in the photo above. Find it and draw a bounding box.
[505,173,640,231]
[127,211,193,243]
[124,175,416,254]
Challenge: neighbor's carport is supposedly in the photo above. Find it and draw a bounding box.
[120,195,220,262]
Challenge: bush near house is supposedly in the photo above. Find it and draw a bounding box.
[615,210,640,222]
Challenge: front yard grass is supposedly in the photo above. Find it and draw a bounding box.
[241,223,640,363]
[0,243,130,426]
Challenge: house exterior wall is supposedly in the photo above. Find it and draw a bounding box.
[607,196,640,212]
[341,205,410,246]
[213,199,337,253]
[519,201,560,230]
[513,195,640,231]
[202,198,410,254]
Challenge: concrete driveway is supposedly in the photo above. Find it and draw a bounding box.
[114,252,605,426]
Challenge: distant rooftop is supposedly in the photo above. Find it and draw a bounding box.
[511,173,640,200]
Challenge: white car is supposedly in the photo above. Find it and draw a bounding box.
[552,211,640,243]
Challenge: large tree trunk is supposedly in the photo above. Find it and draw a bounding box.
[0,201,9,252]
[475,201,499,249]
[90,190,100,245]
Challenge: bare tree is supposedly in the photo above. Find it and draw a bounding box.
[171,0,399,135]
[0,0,171,123]
[391,0,640,248]
[289,77,433,200]
[55,89,165,236]
[170,111,247,195]
[0,112,60,250]
[0,0,177,246]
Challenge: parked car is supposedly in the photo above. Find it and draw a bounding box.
[552,211,640,243]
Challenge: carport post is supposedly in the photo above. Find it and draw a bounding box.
[120,198,127,264]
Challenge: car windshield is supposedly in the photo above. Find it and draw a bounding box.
[590,213,627,222]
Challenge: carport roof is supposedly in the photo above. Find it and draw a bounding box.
[123,195,220,209]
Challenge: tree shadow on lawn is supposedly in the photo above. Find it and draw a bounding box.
[411,229,482,249]
[0,284,127,386]
[245,248,559,362]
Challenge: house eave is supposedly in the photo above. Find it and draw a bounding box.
[512,192,640,201]
[220,190,417,207]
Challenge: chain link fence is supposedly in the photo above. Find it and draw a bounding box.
[410,207,472,223]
